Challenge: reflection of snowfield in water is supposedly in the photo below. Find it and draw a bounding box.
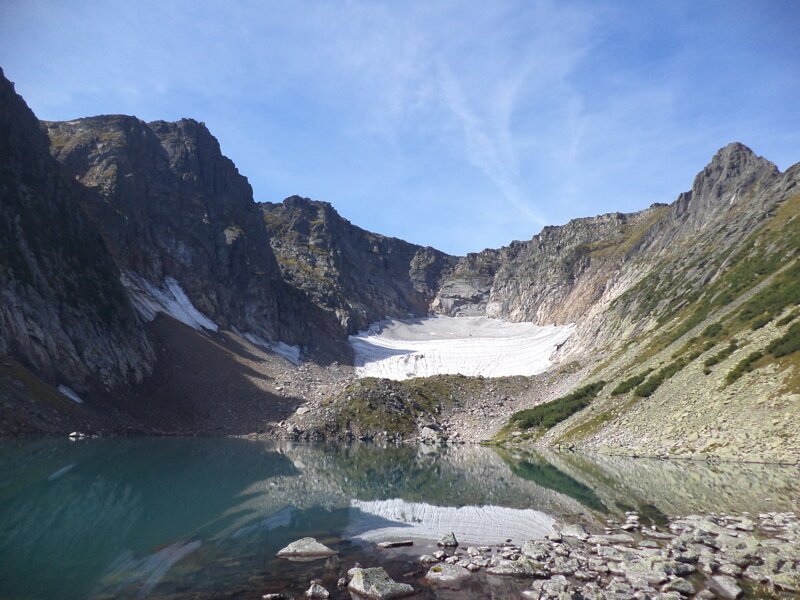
[349,316,574,380]
[346,499,556,544]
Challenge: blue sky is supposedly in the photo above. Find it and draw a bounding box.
[1,1,798,255]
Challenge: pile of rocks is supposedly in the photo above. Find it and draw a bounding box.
[416,512,799,599]
[270,512,799,599]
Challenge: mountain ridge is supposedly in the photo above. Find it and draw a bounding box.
[0,67,797,460]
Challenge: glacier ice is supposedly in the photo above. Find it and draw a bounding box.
[349,315,573,380]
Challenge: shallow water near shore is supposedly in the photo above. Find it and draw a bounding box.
[0,438,798,599]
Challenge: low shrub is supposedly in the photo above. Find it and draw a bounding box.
[510,382,606,430]
[704,340,739,368]
[611,370,652,395]
[701,322,725,339]
[726,350,764,384]
[766,322,800,358]
[634,357,691,397]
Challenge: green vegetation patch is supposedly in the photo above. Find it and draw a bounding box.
[703,339,739,374]
[776,309,799,327]
[509,381,606,431]
[726,350,765,385]
[736,260,800,330]
[634,356,693,397]
[611,369,653,395]
[723,322,800,385]
[765,322,800,358]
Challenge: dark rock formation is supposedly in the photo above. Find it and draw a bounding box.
[0,68,153,391]
[262,196,457,334]
[43,115,316,348]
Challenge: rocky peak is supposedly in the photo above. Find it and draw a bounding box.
[670,143,780,231]
[43,114,300,345]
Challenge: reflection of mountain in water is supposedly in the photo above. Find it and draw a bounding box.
[1,439,798,599]
[495,448,608,513]
[506,449,800,517]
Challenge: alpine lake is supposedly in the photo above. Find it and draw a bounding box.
[0,438,798,599]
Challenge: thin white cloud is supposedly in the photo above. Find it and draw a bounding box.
[437,61,543,226]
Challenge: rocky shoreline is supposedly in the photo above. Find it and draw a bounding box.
[270,511,799,599]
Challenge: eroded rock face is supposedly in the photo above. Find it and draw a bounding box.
[43,115,314,349]
[262,196,457,334]
[0,68,154,391]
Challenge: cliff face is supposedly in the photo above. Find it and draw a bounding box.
[262,196,457,334]
[0,70,154,391]
[44,116,312,347]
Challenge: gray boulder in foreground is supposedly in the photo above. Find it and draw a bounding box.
[276,537,337,558]
[348,567,415,599]
[437,531,458,547]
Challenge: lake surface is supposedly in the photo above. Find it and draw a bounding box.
[0,439,798,599]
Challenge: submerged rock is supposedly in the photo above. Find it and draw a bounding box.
[304,582,329,598]
[347,567,415,599]
[425,563,471,586]
[276,537,336,558]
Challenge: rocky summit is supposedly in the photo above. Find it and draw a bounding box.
[0,67,797,465]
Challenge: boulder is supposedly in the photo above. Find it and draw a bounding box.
[561,524,590,540]
[348,567,415,599]
[486,557,548,577]
[276,537,336,558]
[425,563,471,586]
[711,575,742,599]
[437,532,458,547]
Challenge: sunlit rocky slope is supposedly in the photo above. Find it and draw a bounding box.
[0,67,797,460]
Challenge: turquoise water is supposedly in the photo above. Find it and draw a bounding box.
[0,439,798,599]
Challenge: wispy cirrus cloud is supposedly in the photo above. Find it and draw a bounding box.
[1,0,798,254]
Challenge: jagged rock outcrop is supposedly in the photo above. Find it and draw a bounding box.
[0,69,154,391]
[262,196,457,334]
[44,115,317,348]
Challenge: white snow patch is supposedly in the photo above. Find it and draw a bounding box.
[349,315,573,380]
[234,329,302,365]
[346,498,556,545]
[121,272,218,332]
[57,385,83,404]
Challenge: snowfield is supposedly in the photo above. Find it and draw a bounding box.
[349,316,573,380]
[121,272,218,332]
[121,271,303,363]
[346,498,555,544]
[234,328,302,365]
